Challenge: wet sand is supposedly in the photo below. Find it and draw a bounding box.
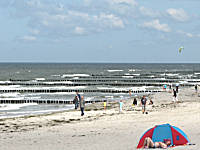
[0,87,200,150]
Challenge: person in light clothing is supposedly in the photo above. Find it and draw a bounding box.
[80,96,85,116]
[104,100,107,110]
[119,100,123,113]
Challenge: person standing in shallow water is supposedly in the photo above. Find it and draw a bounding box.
[80,96,85,116]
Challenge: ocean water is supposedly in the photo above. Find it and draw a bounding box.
[0,63,200,118]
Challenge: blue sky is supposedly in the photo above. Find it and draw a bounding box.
[0,0,200,63]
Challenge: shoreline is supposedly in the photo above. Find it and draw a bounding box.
[0,87,198,131]
[0,87,200,149]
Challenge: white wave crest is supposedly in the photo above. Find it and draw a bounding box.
[62,74,90,78]
[107,70,123,72]
[0,103,38,111]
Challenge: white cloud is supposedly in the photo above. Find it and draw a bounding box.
[68,11,90,21]
[110,0,137,6]
[5,0,192,41]
[167,8,189,22]
[74,27,85,35]
[26,0,42,8]
[139,6,161,18]
[142,19,171,32]
[83,0,92,6]
[20,35,37,41]
[1,0,137,40]
[30,29,40,35]
[177,30,193,38]
[95,13,124,28]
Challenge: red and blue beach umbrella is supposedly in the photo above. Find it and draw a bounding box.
[137,124,190,148]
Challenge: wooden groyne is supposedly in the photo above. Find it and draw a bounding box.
[0,89,162,93]
[0,82,196,87]
[9,78,178,82]
[0,99,106,104]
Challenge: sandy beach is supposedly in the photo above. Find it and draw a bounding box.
[0,87,200,150]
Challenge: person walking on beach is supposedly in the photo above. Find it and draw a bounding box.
[169,84,172,90]
[176,83,179,93]
[195,84,198,93]
[80,96,85,116]
[73,96,79,109]
[76,91,81,104]
[119,100,123,113]
[173,89,177,102]
[141,95,147,114]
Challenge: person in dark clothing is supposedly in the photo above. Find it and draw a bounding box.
[176,83,179,93]
[195,84,198,93]
[76,91,81,102]
[173,89,177,102]
[141,95,147,114]
[80,96,85,116]
[73,96,79,109]
[133,98,137,106]
[149,99,153,105]
[169,84,172,90]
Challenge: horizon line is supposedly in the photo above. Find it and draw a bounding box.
[0,62,200,64]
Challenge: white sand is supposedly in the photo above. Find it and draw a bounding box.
[0,87,200,150]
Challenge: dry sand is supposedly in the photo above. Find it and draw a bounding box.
[0,87,200,150]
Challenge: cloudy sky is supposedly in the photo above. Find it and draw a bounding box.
[0,0,200,63]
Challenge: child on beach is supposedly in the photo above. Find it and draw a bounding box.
[133,98,137,106]
[163,84,167,91]
[104,100,107,110]
[129,90,132,97]
[119,100,123,113]
[149,99,153,105]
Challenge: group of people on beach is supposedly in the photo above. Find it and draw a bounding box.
[163,83,179,102]
[74,83,198,117]
[73,92,85,116]
[132,95,154,114]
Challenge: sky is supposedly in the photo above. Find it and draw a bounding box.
[0,0,200,63]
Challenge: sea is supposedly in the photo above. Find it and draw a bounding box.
[0,63,200,119]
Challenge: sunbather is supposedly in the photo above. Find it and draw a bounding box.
[143,137,171,149]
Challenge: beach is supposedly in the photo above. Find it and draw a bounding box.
[0,87,200,150]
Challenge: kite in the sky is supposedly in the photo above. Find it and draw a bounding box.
[179,46,184,53]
